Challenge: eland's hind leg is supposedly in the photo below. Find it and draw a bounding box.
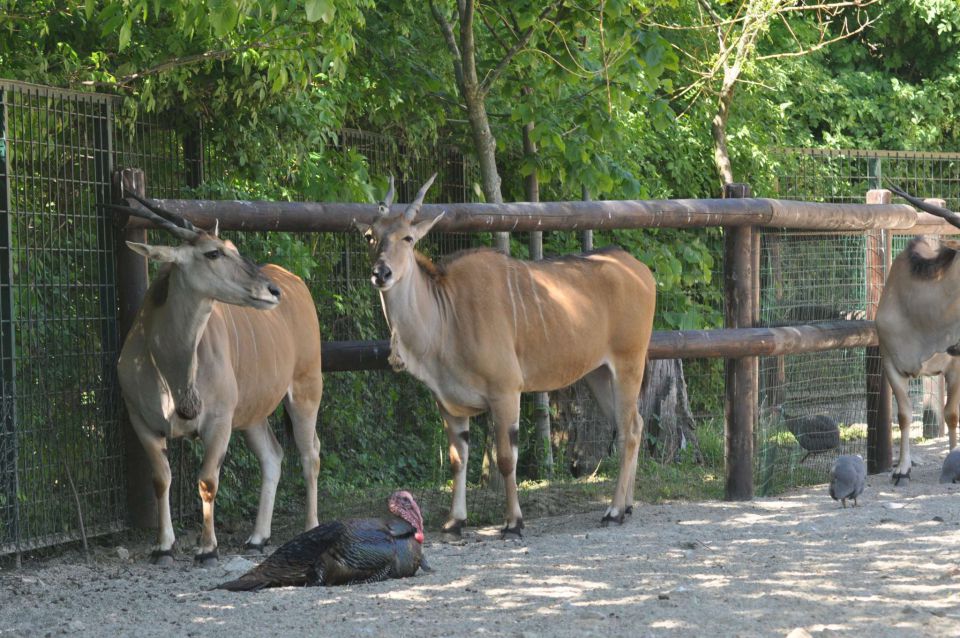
[242,420,283,550]
[285,389,322,531]
[596,361,645,525]
[488,394,524,537]
[945,366,960,450]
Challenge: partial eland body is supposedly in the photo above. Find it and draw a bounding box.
[359,176,656,537]
[877,186,960,485]
[112,194,323,565]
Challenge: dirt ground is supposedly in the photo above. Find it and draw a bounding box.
[2,438,960,638]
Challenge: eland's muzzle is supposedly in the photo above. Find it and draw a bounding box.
[372,261,393,288]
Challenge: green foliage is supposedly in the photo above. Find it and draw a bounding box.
[9,0,960,531]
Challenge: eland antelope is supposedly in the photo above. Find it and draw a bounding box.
[111,194,323,565]
[877,185,960,485]
[358,175,656,537]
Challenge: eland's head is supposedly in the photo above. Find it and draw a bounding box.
[357,174,445,291]
[110,193,281,309]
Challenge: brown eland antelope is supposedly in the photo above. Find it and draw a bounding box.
[877,185,960,485]
[358,175,656,537]
[110,193,323,565]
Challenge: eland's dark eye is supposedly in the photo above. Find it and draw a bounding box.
[204,249,223,260]
[403,236,414,243]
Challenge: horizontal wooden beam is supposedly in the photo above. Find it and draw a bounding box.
[320,320,878,372]
[125,197,918,233]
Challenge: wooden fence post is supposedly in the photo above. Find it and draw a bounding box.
[723,182,757,500]
[113,168,156,528]
[865,188,892,474]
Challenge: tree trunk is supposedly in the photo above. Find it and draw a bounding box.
[560,359,701,475]
[523,107,553,477]
[639,359,702,464]
[711,68,737,188]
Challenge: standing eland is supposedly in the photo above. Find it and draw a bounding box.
[877,185,960,485]
[111,193,323,565]
[358,175,656,538]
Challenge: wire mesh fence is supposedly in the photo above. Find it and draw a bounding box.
[756,148,960,494]
[0,82,124,553]
[6,78,960,556]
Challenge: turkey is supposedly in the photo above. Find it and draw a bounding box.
[216,490,429,591]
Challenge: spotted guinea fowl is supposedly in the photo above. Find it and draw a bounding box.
[217,490,429,591]
[774,406,840,463]
[829,454,866,508]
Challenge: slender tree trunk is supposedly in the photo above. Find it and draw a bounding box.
[522,105,553,477]
[711,68,737,187]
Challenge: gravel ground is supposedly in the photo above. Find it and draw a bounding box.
[3,438,960,638]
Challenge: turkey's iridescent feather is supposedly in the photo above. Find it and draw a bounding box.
[217,491,426,591]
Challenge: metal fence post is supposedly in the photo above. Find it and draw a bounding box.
[723,182,757,500]
[113,168,156,528]
[183,122,204,189]
[865,187,892,474]
[580,186,593,251]
[0,86,22,564]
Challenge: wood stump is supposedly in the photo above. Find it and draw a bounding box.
[558,358,701,476]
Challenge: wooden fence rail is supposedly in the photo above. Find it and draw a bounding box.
[129,196,918,232]
[115,168,935,506]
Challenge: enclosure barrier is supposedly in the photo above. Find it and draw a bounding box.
[113,167,947,513]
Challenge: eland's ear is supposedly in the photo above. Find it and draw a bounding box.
[125,241,183,263]
[412,211,445,241]
[352,218,371,235]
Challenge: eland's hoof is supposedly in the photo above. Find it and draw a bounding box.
[149,549,175,567]
[892,470,911,487]
[600,509,626,527]
[441,519,467,542]
[500,520,524,540]
[244,538,269,554]
[194,549,219,568]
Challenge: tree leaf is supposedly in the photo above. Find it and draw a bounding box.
[119,20,132,51]
[305,0,336,23]
[208,0,240,36]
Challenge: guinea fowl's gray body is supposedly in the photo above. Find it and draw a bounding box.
[784,412,840,462]
[940,448,960,484]
[217,491,427,591]
[829,454,866,508]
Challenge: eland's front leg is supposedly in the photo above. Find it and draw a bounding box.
[490,395,523,538]
[885,361,914,486]
[129,410,175,566]
[196,424,231,566]
[438,403,470,540]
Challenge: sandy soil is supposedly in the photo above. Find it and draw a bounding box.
[2,438,960,638]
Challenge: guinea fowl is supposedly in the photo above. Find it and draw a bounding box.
[829,454,866,508]
[774,406,841,463]
[217,490,429,591]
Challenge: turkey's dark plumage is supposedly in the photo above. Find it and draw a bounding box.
[217,491,427,591]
